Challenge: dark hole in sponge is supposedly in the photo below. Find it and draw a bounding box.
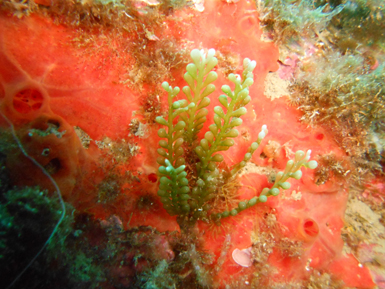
[13,88,44,114]
[303,219,319,237]
[31,117,62,132]
[47,119,61,129]
[315,133,324,140]
[44,158,61,175]
[148,173,157,183]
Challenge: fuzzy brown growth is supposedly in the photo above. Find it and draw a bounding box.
[98,175,121,204]
[314,153,349,185]
[126,39,189,90]
[96,136,140,163]
[215,49,240,77]
[140,93,162,124]
[289,81,383,184]
[250,213,304,288]
[1,0,191,91]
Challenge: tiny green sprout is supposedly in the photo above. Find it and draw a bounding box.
[295,150,305,162]
[174,121,186,131]
[230,118,242,127]
[259,195,268,203]
[173,87,180,95]
[258,130,266,141]
[162,81,170,91]
[158,166,167,175]
[207,48,215,59]
[197,179,205,187]
[248,197,258,206]
[181,204,190,212]
[190,49,202,65]
[238,201,247,211]
[280,182,291,190]
[292,170,302,180]
[186,63,198,77]
[307,160,318,169]
[270,188,280,196]
[250,142,258,151]
[158,129,167,138]
[211,154,224,162]
[222,85,232,95]
[204,71,218,84]
[232,107,247,117]
[228,73,237,83]
[172,101,181,109]
[222,211,230,218]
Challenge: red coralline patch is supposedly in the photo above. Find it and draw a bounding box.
[330,255,376,288]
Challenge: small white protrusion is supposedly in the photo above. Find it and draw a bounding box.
[232,247,252,267]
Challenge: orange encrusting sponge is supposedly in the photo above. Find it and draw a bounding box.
[0,1,376,287]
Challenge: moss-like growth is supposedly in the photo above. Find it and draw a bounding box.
[290,50,385,181]
[136,260,177,289]
[156,49,318,226]
[320,0,385,50]
[258,0,343,47]
[258,0,385,181]
[132,229,215,289]
[258,0,385,54]
[0,186,105,289]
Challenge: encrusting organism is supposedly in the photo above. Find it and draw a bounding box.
[155,49,318,227]
[0,112,66,289]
